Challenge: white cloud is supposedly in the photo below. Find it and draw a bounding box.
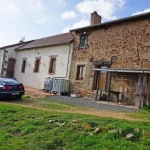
[62,19,90,33]
[36,12,50,24]
[59,0,66,5]
[132,8,150,16]
[76,0,125,20]
[0,0,20,16]
[28,0,45,12]
[61,11,77,20]
[27,0,50,24]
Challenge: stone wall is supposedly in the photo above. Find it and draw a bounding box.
[110,74,139,105]
[70,18,150,102]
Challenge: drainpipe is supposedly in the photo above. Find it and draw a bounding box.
[65,43,71,78]
[0,48,5,75]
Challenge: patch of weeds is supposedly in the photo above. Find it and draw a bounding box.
[127,106,150,121]
[22,95,30,99]
[22,125,37,135]
[86,121,98,128]
[1,103,150,150]
[1,106,17,114]
[45,142,56,150]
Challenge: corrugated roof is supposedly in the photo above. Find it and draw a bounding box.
[16,33,73,50]
[70,12,150,32]
[93,68,150,73]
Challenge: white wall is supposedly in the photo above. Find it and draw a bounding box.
[14,43,73,89]
[0,45,22,76]
[0,50,4,75]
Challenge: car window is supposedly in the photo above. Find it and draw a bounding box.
[1,78,19,84]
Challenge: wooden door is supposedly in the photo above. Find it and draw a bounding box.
[7,59,15,77]
[99,66,107,90]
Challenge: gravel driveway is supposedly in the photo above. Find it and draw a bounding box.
[48,95,138,112]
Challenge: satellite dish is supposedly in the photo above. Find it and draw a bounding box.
[19,36,25,42]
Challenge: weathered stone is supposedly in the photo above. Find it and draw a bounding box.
[69,15,150,102]
[144,39,150,46]
[126,133,134,140]
[119,129,123,135]
[141,53,150,59]
[147,47,150,53]
[134,128,140,133]
[94,128,100,133]
[145,28,150,33]
[72,120,79,123]
[88,132,93,136]
[108,129,118,134]
[48,120,54,123]
[61,122,66,126]
[134,65,138,68]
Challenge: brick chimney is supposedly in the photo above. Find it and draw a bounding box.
[90,11,101,26]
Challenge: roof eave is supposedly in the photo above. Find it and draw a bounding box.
[0,40,35,50]
[15,41,72,51]
[70,12,150,32]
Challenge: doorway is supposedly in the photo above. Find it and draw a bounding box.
[7,58,16,77]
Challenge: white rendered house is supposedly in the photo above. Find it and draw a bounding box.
[14,33,73,89]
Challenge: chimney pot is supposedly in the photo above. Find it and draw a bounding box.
[90,11,101,26]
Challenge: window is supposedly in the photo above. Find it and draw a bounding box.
[76,65,85,80]
[79,33,88,48]
[33,58,41,72]
[49,57,56,74]
[21,59,27,73]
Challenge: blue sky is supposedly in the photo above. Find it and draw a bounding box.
[0,0,150,47]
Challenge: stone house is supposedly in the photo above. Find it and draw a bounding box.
[14,33,73,89]
[0,40,34,77]
[69,11,150,107]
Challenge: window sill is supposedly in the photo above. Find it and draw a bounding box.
[74,79,84,83]
[79,45,88,49]
[49,73,55,75]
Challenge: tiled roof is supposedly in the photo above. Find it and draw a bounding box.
[70,12,150,32]
[16,33,73,50]
[0,40,34,49]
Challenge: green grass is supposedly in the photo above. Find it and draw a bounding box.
[0,103,150,150]
[128,106,150,121]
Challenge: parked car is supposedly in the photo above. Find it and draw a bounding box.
[0,77,24,99]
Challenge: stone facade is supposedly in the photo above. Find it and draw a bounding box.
[69,13,150,105]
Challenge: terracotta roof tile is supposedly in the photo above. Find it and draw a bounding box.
[17,33,73,50]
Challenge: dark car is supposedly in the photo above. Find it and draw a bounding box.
[0,77,24,99]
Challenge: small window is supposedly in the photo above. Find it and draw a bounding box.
[33,58,41,72]
[49,57,56,74]
[76,65,85,80]
[21,59,27,73]
[79,34,88,48]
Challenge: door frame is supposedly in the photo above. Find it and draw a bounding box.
[92,60,112,90]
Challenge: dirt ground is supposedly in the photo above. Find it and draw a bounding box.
[24,86,54,98]
[4,86,148,122]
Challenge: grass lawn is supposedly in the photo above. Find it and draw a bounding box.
[127,106,150,121]
[0,102,150,150]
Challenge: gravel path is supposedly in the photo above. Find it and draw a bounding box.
[48,95,138,112]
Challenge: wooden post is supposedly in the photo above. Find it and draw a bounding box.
[107,73,112,103]
[95,71,100,101]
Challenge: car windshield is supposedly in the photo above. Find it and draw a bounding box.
[1,78,19,84]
